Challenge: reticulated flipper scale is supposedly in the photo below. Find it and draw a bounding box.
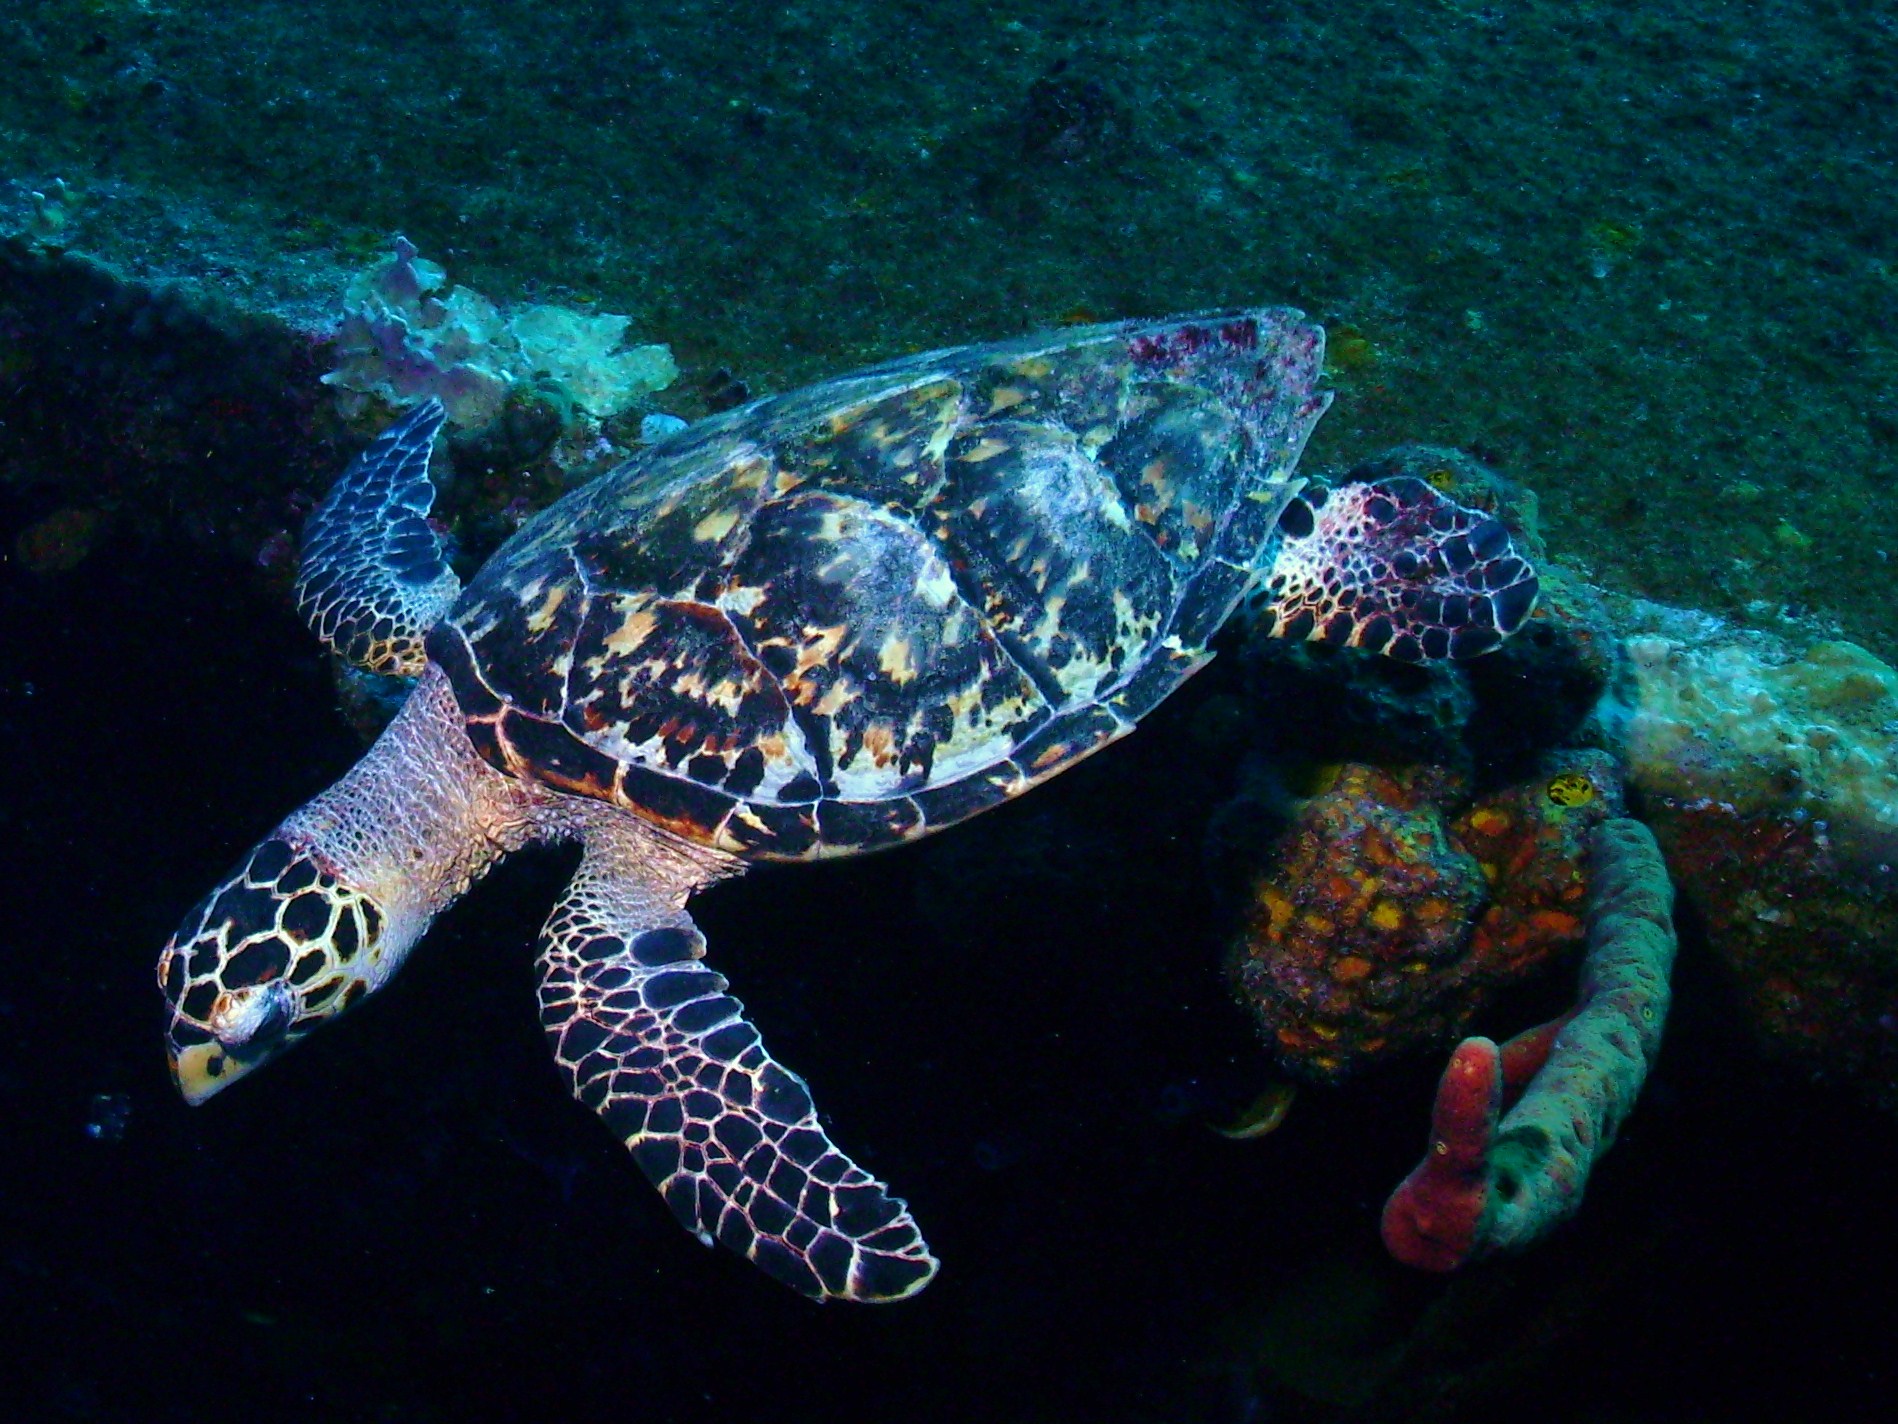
[295,400,459,676]
[1254,477,1541,663]
[535,848,938,1303]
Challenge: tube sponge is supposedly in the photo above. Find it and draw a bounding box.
[1381,817,1677,1269]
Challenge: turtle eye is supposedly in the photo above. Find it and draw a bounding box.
[195,975,297,1052]
[221,980,298,1060]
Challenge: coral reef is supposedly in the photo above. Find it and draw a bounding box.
[1232,444,1898,1124]
[324,239,676,429]
[1382,818,1677,1270]
[4,0,1898,1408]
[1231,749,1623,1084]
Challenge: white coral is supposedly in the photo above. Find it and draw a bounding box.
[323,237,676,428]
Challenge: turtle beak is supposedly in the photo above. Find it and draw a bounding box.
[165,974,301,1106]
[168,1039,251,1105]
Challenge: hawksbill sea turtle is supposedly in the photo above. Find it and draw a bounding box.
[155,309,1538,1302]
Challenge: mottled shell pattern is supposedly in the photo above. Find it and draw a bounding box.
[427,309,1328,860]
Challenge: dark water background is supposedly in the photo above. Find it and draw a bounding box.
[4,2,1898,1421]
[6,461,1898,1424]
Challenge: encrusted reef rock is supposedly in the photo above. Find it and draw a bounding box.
[1600,598,1898,1115]
[1229,443,1898,1125]
[1657,799,1898,1115]
[1232,751,1623,1085]
[1608,599,1898,868]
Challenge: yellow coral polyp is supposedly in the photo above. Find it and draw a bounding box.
[1547,772,1596,807]
[1259,887,1295,930]
[1369,900,1405,932]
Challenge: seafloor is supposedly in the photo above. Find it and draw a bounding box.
[4,0,1896,656]
[2,3,1896,1423]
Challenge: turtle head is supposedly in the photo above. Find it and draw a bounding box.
[156,836,393,1104]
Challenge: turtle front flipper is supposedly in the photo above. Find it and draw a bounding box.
[296,400,460,676]
[1254,477,1540,662]
[536,832,938,1302]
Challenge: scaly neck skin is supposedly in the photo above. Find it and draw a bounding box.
[278,665,551,974]
[279,666,741,973]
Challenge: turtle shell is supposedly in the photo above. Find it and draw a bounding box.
[427,308,1329,860]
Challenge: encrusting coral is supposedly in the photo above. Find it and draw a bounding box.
[1598,597,1898,1115]
[1231,750,1621,1084]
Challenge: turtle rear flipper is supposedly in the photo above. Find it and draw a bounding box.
[536,824,938,1303]
[1254,477,1540,662]
[296,399,460,676]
